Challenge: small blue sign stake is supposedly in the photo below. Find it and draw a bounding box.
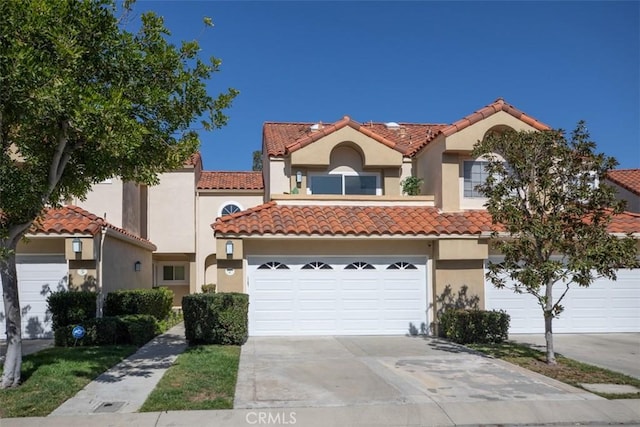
[72,325,86,346]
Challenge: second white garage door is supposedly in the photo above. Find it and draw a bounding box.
[247,257,428,336]
[485,268,640,333]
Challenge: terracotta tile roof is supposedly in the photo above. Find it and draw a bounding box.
[607,169,640,196]
[263,119,446,158]
[214,202,496,236]
[32,205,156,248]
[603,210,640,234]
[214,203,640,237]
[197,171,264,190]
[262,98,549,158]
[439,98,551,137]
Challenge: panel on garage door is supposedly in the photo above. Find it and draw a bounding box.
[485,268,640,333]
[0,255,68,340]
[248,257,427,336]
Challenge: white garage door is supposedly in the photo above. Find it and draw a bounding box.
[0,255,68,340]
[485,268,640,333]
[248,257,428,336]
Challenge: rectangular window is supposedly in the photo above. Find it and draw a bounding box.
[310,175,342,195]
[162,265,186,282]
[345,175,377,195]
[464,161,489,198]
[309,173,380,195]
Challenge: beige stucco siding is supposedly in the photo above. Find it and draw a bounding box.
[290,127,403,168]
[267,157,291,198]
[196,194,262,288]
[416,135,446,206]
[433,259,486,311]
[148,171,195,253]
[444,111,540,152]
[18,238,65,254]
[101,236,153,294]
[435,239,489,260]
[73,178,124,228]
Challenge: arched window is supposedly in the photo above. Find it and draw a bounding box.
[387,262,418,270]
[345,262,375,270]
[257,262,289,270]
[220,203,241,216]
[301,262,332,270]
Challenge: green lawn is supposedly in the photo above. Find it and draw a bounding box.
[0,345,137,418]
[140,345,240,411]
[468,341,640,399]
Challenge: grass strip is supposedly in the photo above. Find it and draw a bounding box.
[140,344,240,411]
[0,345,136,418]
[468,341,640,399]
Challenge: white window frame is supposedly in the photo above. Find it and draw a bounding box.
[307,171,382,196]
[157,263,189,286]
[218,201,244,217]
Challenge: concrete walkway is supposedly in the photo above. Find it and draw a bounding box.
[49,323,187,416]
[0,338,54,363]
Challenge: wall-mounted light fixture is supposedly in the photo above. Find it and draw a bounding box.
[134,261,141,272]
[225,240,234,257]
[296,171,302,184]
[72,237,82,254]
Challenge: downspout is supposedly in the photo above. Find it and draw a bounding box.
[96,225,107,318]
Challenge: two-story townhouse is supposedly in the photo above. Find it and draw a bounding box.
[66,98,639,336]
[213,98,640,336]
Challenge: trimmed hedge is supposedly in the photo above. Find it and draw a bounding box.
[183,293,248,345]
[54,314,160,347]
[47,290,97,330]
[440,309,510,344]
[104,288,173,321]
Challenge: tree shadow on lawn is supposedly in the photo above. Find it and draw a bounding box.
[13,345,136,384]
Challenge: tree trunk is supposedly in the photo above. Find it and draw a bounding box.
[1,242,22,388]
[544,282,556,365]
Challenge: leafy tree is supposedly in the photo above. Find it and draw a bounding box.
[0,0,237,387]
[252,150,263,171]
[472,122,638,364]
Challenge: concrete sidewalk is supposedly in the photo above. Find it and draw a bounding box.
[3,399,640,426]
[49,323,187,416]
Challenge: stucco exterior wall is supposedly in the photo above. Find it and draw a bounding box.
[433,259,486,311]
[18,238,65,254]
[196,193,262,288]
[416,135,445,207]
[267,157,291,197]
[101,236,153,294]
[122,182,143,236]
[73,178,124,228]
[435,239,488,260]
[608,181,640,213]
[444,111,539,152]
[148,170,196,253]
[290,127,403,168]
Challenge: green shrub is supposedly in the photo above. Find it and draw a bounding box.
[54,316,121,347]
[47,290,97,330]
[440,309,510,344]
[183,293,248,345]
[54,314,160,347]
[119,314,160,346]
[104,288,173,321]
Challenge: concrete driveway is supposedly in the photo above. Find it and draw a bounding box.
[510,333,640,379]
[234,336,599,409]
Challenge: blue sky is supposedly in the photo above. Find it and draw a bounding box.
[133,1,639,171]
